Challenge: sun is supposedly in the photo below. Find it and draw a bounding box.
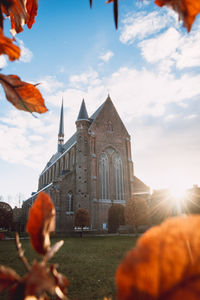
[168,185,186,215]
[169,186,186,199]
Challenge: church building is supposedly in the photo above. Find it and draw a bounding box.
[23,96,149,232]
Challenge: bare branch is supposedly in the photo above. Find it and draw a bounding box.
[15,233,31,271]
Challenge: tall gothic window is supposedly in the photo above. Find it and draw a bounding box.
[99,152,109,199]
[66,192,73,215]
[113,155,124,200]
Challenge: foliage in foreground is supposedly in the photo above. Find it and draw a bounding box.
[1,192,200,299]
[0,0,48,115]
[116,215,200,300]
[0,192,68,300]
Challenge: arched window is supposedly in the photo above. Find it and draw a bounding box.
[66,192,73,215]
[99,152,109,199]
[113,155,124,200]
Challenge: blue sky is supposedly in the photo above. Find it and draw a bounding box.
[0,0,200,207]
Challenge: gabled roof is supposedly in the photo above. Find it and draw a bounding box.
[89,101,105,121]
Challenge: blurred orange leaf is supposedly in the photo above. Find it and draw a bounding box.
[2,0,27,35]
[10,262,68,299]
[0,29,20,61]
[0,74,48,114]
[22,262,55,298]
[26,0,38,29]
[2,0,38,34]
[26,192,55,255]
[116,215,200,300]
[155,0,200,31]
[0,265,20,292]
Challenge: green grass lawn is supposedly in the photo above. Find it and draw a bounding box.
[0,235,137,300]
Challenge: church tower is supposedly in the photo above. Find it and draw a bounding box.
[75,99,91,210]
[58,99,64,152]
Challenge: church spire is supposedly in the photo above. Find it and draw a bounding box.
[58,98,64,152]
[77,99,89,121]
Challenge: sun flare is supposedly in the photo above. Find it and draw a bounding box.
[169,186,186,199]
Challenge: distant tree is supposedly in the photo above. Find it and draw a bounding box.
[108,204,125,233]
[149,190,176,225]
[74,208,90,237]
[183,187,200,214]
[125,197,149,235]
[0,202,13,229]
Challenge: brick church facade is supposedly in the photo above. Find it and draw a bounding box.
[23,96,149,232]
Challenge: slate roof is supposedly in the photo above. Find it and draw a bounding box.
[40,99,106,175]
[77,99,89,120]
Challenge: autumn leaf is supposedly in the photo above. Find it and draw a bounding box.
[2,0,28,35]
[116,215,200,300]
[26,192,55,255]
[26,0,38,29]
[0,74,48,114]
[155,0,200,32]
[106,0,118,29]
[0,265,20,292]
[51,265,69,298]
[22,262,55,298]
[2,0,38,34]
[0,29,20,61]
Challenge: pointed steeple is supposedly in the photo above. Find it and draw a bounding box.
[58,98,64,152]
[106,93,112,102]
[77,99,89,121]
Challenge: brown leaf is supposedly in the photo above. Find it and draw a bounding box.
[0,28,20,61]
[2,0,27,35]
[51,265,68,299]
[155,0,200,32]
[23,262,55,298]
[26,192,55,255]
[26,0,38,29]
[0,265,20,292]
[0,73,48,114]
[10,263,68,300]
[116,215,200,300]
[44,240,64,263]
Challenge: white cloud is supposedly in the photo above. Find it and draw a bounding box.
[17,39,33,63]
[99,51,114,62]
[0,56,7,68]
[175,29,200,69]
[38,76,64,94]
[164,114,176,122]
[119,10,178,44]
[69,69,101,88]
[0,109,58,169]
[29,135,44,142]
[139,28,180,63]
[138,19,200,70]
[184,114,197,120]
